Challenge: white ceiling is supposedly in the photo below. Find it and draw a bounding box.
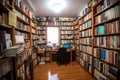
[22,0,90,17]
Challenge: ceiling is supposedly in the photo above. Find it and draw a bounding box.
[22,0,90,17]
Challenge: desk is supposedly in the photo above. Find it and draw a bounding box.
[46,48,75,62]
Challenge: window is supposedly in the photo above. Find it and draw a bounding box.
[47,27,59,47]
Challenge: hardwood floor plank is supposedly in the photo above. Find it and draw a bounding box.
[34,61,95,80]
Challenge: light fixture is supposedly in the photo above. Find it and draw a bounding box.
[52,3,63,13]
[48,0,66,13]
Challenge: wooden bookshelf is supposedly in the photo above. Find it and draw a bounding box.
[75,0,120,79]
[0,0,38,80]
[93,0,120,80]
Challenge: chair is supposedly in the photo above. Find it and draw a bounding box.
[56,48,69,65]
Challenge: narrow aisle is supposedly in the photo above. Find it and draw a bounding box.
[34,61,95,80]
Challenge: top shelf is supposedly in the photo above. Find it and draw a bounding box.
[94,0,120,17]
[14,4,31,19]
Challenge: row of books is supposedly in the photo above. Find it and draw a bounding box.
[80,37,92,45]
[13,9,29,23]
[61,35,73,39]
[0,30,12,49]
[0,59,11,78]
[32,34,37,40]
[79,58,92,73]
[92,0,101,6]
[84,12,92,22]
[74,29,79,34]
[37,31,46,34]
[96,0,118,14]
[38,22,73,26]
[80,52,92,65]
[37,26,46,30]
[32,58,37,68]
[73,20,78,25]
[80,29,92,37]
[0,12,8,25]
[79,12,92,24]
[17,21,30,32]
[94,48,120,65]
[94,36,120,48]
[61,40,74,44]
[16,31,30,40]
[31,52,37,60]
[79,20,92,30]
[95,4,120,24]
[37,17,74,21]
[95,20,120,35]
[94,69,110,80]
[60,26,74,30]
[37,39,46,44]
[17,64,25,80]
[31,28,36,34]
[17,51,30,66]
[74,40,79,44]
[30,21,36,27]
[13,0,29,16]
[74,35,79,39]
[38,45,46,49]
[80,45,92,55]
[61,31,73,34]
[38,35,46,40]
[94,59,119,80]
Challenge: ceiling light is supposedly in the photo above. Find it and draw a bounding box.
[52,3,63,13]
[48,0,66,13]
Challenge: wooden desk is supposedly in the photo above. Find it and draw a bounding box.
[46,48,75,62]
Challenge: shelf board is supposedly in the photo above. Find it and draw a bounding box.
[0,2,10,13]
[79,50,92,56]
[38,25,74,27]
[15,28,30,33]
[79,18,92,26]
[17,16,30,25]
[61,34,73,35]
[94,57,120,69]
[94,45,120,51]
[80,43,92,47]
[14,4,31,19]
[60,29,74,31]
[80,26,92,32]
[0,24,12,29]
[79,9,92,20]
[38,20,74,22]
[94,33,120,37]
[80,36,92,38]
[61,38,73,40]
[95,17,120,26]
[94,0,120,17]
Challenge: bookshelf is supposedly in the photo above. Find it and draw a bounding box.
[0,58,12,80]
[76,0,120,80]
[37,25,46,49]
[93,0,120,80]
[60,25,74,46]
[37,17,75,48]
[73,19,80,62]
[79,7,93,74]
[0,0,38,80]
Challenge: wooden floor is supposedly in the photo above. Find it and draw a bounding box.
[34,61,95,80]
